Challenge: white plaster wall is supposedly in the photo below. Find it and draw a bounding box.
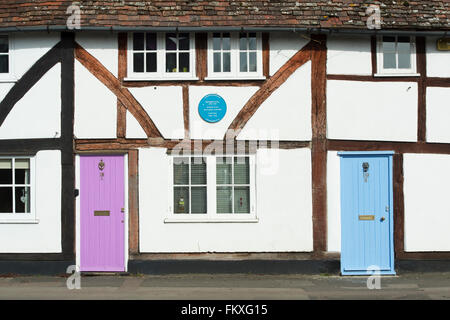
[327,80,418,142]
[327,151,341,252]
[0,64,61,139]
[0,150,61,253]
[237,62,312,141]
[126,111,147,139]
[269,32,309,76]
[75,32,118,77]
[403,154,450,252]
[128,86,184,139]
[327,35,372,75]
[139,147,313,252]
[426,87,450,143]
[74,60,117,139]
[189,86,259,140]
[426,37,450,78]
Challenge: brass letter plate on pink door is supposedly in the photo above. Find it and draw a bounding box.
[94,210,110,216]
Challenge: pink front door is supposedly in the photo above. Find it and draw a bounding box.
[80,155,125,272]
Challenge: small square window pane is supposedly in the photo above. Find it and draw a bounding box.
[383,52,396,69]
[249,52,257,72]
[222,33,230,50]
[15,187,30,213]
[223,52,231,72]
[0,159,12,184]
[213,33,221,51]
[173,157,189,185]
[179,52,190,72]
[0,36,8,53]
[15,159,30,184]
[146,53,157,72]
[0,187,12,213]
[217,186,232,214]
[240,52,248,72]
[398,52,411,69]
[249,36,256,50]
[133,33,144,51]
[166,53,177,72]
[382,41,396,54]
[166,33,177,51]
[191,187,207,214]
[133,53,144,72]
[217,157,232,185]
[398,36,410,43]
[397,41,411,53]
[213,52,221,72]
[145,33,157,50]
[174,187,189,213]
[239,34,247,50]
[234,186,250,214]
[0,55,8,73]
[179,33,190,50]
[383,36,396,43]
[191,158,206,185]
[234,157,249,184]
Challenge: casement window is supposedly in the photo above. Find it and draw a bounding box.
[0,157,35,222]
[168,155,256,222]
[0,34,14,81]
[127,32,196,80]
[207,32,264,80]
[376,36,418,76]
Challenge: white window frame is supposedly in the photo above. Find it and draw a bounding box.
[206,32,264,80]
[0,34,16,82]
[166,154,257,223]
[126,32,197,81]
[375,35,419,77]
[0,156,37,223]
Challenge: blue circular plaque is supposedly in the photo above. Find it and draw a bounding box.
[198,94,227,123]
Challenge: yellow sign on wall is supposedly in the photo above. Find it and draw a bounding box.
[437,38,450,51]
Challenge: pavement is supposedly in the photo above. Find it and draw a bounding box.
[0,272,448,300]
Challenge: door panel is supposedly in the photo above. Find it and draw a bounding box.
[80,155,125,272]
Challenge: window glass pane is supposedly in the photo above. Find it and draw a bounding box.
[133,33,144,51]
[166,53,177,72]
[216,157,232,184]
[145,33,157,50]
[0,36,8,53]
[15,159,30,184]
[248,34,256,50]
[178,33,190,50]
[217,186,232,213]
[222,33,230,50]
[240,52,248,72]
[146,53,157,72]
[0,55,8,73]
[0,187,12,213]
[249,52,257,72]
[191,187,207,214]
[239,33,247,50]
[382,41,396,53]
[234,186,250,213]
[213,52,221,72]
[213,33,221,50]
[223,52,231,72]
[398,36,410,43]
[234,157,249,184]
[173,157,189,185]
[166,33,177,51]
[174,187,189,213]
[191,158,206,185]
[179,52,190,72]
[383,52,396,69]
[0,159,12,184]
[133,53,144,72]
[382,36,396,43]
[15,187,30,213]
[398,52,411,69]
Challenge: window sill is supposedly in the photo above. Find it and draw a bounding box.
[164,218,259,223]
[374,73,420,78]
[0,219,39,224]
[204,76,266,81]
[0,77,17,83]
[124,76,199,82]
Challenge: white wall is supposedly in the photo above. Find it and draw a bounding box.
[403,154,450,252]
[426,87,450,143]
[426,37,450,78]
[327,35,372,75]
[0,150,61,253]
[139,147,313,252]
[269,32,309,76]
[237,62,312,141]
[327,151,341,252]
[327,80,418,142]
[0,64,61,139]
[128,86,184,139]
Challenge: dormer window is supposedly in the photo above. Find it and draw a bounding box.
[376,36,418,76]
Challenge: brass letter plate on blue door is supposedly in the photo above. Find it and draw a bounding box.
[94,210,110,216]
[359,215,375,221]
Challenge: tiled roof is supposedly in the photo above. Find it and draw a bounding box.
[0,0,449,31]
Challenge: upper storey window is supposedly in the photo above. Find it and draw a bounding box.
[207,32,264,80]
[0,35,8,74]
[127,32,196,80]
[376,36,417,76]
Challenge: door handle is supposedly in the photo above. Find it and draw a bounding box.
[380,217,385,222]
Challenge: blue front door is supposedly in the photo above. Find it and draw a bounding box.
[339,152,395,275]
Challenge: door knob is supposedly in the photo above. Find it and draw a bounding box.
[380,217,385,222]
